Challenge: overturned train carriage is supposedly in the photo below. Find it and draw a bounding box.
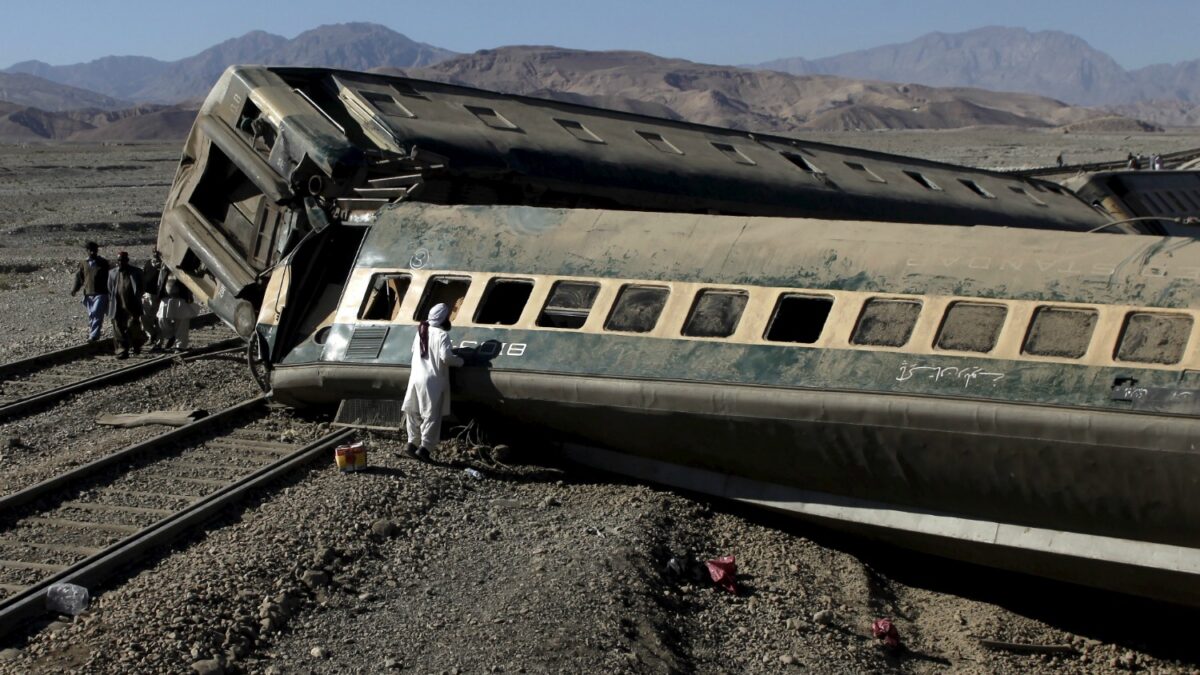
[159,65,1200,605]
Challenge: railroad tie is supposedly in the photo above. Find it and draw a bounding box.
[100,489,198,502]
[60,501,174,517]
[24,517,141,534]
[0,559,66,572]
[0,539,101,556]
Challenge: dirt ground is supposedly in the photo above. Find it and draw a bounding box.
[1,133,1200,674]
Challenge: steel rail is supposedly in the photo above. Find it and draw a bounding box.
[0,336,244,422]
[0,424,355,638]
[0,397,265,516]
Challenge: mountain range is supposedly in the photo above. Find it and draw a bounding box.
[753,26,1200,106]
[2,22,1198,141]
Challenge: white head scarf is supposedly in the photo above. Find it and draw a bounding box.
[428,303,450,327]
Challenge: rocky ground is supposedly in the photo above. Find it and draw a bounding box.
[1,137,1199,674]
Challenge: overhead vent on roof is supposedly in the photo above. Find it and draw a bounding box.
[555,118,605,144]
[904,170,942,191]
[711,142,756,165]
[637,130,683,154]
[959,178,996,199]
[845,161,886,183]
[781,151,823,174]
[465,105,520,131]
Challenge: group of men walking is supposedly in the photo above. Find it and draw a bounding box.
[70,242,197,359]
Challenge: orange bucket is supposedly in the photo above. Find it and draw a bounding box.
[334,442,368,472]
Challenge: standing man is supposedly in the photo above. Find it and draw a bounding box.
[401,303,464,461]
[157,270,197,352]
[70,241,110,342]
[106,252,144,359]
[141,250,165,350]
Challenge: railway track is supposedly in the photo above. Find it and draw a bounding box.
[0,396,354,637]
[0,315,242,421]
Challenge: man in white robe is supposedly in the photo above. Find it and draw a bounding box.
[401,303,464,461]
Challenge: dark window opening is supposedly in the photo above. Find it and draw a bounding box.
[1043,184,1064,195]
[904,170,941,191]
[605,285,669,333]
[1116,312,1192,364]
[845,161,887,183]
[465,105,519,130]
[781,151,823,174]
[959,178,996,199]
[359,273,412,321]
[416,276,471,322]
[765,294,834,344]
[391,81,426,99]
[852,299,921,347]
[637,130,683,154]
[1023,307,1097,358]
[683,290,748,338]
[555,118,604,143]
[475,278,534,325]
[360,90,414,118]
[711,142,756,165]
[936,302,1007,353]
[537,281,600,329]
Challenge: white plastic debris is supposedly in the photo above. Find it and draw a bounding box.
[45,582,89,616]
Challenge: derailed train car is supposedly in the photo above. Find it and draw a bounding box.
[160,65,1200,605]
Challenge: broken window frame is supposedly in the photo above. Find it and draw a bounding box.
[415,275,472,322]
[358,273,413,322]
[474,277,536,326]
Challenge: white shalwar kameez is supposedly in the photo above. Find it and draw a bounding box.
[401,304,464,450]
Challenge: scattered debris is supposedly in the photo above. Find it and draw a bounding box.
[95,409,208,427]
[871,618,901,650]
[463,468,484,480]
[977,638,1078,656]
[705,555,738,594]
[813,609,835,625]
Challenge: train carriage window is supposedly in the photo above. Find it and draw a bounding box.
[605,285,670,333]
[1116,312,1193,364]
[537,281,600,329]
[416,276,471,322]
[852,299,922,347]
[1022,306,1097,358]
[555,119,605,143]
[683,290,748,338]
[765,294,834,344]
[637,130,683,155]
[936,302,1007,353]
[711,142,756,165]
[359,273,412,321]
[475,278,534,326]
[1008,186,1048,207]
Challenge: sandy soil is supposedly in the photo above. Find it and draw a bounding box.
[1,135,1199,674]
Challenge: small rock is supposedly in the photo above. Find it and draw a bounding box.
[1119,652,1137,669]
[491,444,513,463]
[191,659,224,675]
[311,647,328,659]
[813,609,835,625]
[538,496,560,510]
[301,570,331,588]
[371,518,399,539]
[0,649,22,662]
[780,654,796,665]
[486,529,501,541]
[384,657,402,669]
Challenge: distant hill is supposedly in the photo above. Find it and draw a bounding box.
[754,26,1200,107]
[405,46,1112,132]
[0,72,129,111]
[0,103,195,142]
[5,23,456,104]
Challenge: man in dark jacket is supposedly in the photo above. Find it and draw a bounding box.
[106,251,144,359]
[69,241,110,342]
[141,250,165,348]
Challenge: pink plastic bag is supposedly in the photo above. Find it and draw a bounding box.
[705,555,738,594]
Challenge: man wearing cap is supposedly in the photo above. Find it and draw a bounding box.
[106,251,145,359]
[401,303,465,461]
[70,242,110,342]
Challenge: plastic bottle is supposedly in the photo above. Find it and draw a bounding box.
[45,582,90,616]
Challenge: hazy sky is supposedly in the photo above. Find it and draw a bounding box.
[3,0,1197,70]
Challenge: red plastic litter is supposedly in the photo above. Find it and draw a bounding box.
[871,618,901,649]
[705,555,738,594]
